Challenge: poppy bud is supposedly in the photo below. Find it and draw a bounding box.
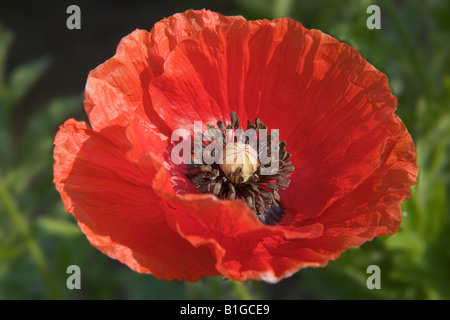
[220,142,259,183]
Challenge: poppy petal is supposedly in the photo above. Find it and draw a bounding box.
[53,118,218,281]
[148,9,243,76]
[151,157,325,282]
[275,123,417,265]
[84,30,163,132]
[84,9,241,135]
[316,122,418,236]
[149,16,415,220]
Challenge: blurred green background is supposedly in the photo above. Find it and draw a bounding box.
[0,0,449,300]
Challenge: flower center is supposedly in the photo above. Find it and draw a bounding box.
[220,142,258,183]
[186,112,294,225]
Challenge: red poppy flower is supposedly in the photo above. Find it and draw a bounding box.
[53,9,418,282]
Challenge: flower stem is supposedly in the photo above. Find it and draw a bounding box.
[231,281,252,300]
[208,276,224,300]
[0,175,61,299]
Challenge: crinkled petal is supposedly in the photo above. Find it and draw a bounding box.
[149,16,416,220]
[53,118,218,281]
[316,122,418,237]
[279,122,417,266]
[150,156,324,282]
[84,9,241,134]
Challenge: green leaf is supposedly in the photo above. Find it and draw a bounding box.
[36,217,81,237]
[9,55,50,105]
[14,94,82,189]
[22,94,83,147]
[0,246,23,260]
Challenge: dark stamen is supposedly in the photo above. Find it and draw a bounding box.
[186,111,294,225]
